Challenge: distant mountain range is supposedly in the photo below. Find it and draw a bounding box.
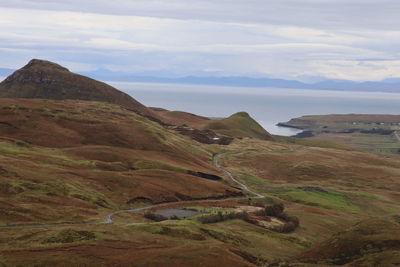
[75,70,400,93]
[2,67,400,93]
[0,68,13,77]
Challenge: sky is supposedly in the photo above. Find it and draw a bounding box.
[0,0,400,82]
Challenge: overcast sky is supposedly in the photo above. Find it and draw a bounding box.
[1,0,400,82]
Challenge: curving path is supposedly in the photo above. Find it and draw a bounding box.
[394,131,400,142]
[0,152,263,230]
[214,152,264,199]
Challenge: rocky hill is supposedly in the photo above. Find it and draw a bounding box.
[0,59,158,119]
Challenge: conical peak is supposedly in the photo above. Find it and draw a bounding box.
[22,59,70,72]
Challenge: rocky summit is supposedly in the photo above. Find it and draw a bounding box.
[0,59,157,118]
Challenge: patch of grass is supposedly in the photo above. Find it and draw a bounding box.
[199,225,250,246]
[42,229,96,244]
[89,103,114,110]
[348,191,380,200]
[269,187,360,213]
[0,143,25,153]
[77,160,97,168]
[273,135,351,150]
[133,160,185,172]
[9,104,20,113]
[137,223,206,241]
[242,176,274,185]
[14,181,72,198]
[35,152,98,169]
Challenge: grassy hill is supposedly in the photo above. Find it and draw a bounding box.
[0,60,399,266]
[297,217,400,266]
[0,98,242,225]
[0,116,399,265]
[1,135,399,266]
[204,112,272,140]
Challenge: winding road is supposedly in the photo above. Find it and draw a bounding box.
[394,131,400,142]
[0,152,263,230]
[213,153,264,199]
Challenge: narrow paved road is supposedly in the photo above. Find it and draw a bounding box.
[214,152,264,199]
[0,152,263,230]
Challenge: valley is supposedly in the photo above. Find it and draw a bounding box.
[0,60,399,266]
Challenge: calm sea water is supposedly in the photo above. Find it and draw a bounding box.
[2,74,398,136]
[109,82,400,136]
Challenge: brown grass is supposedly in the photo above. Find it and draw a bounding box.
[0,98,241,225]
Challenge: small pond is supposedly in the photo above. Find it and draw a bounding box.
[154,208,202,219]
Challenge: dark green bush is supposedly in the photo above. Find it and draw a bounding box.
[264,203,284,216]
[275,213,300,233]
[198,211,250,224]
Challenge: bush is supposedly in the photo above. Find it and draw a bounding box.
[197,211,250,224]
[264,203,285,216]
[275,213,300,233]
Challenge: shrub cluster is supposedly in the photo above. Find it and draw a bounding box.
[264,203,285,216]
[275,213,300,233]
[197,211,250,224]
[250,203,284,217]
[253,202,300,233]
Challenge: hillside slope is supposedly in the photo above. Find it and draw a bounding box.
[149,107,211,128]
[0,98,242,225]
[204,112,272,140]
[296,218,400,266]
[0,59,158,119]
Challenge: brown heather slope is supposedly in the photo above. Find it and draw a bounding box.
[296,217,400,266]
[224,139,400,197]
[0,59,160,120]
[0,223,256,267]
[1,126,400,266]
[216,139,400,266]
[149,107,211,128]
[0,98,242,225]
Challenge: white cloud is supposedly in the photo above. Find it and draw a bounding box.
[310,60,400,81]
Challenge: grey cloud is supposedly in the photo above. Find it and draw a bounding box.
[0,1,400,81]
[1,0,399,30]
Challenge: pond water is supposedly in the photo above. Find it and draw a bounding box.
[154,208,202,219]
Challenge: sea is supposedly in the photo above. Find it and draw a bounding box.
[108,82,400,136]
[2,72,398,137]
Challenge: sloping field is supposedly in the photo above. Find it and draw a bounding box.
[0,98,241,225]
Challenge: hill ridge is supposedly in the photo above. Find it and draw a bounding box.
[0,59,158,119]
[204,111,272,140]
